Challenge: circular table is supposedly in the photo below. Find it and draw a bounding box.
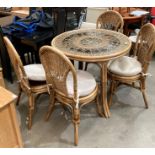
[52,29,131,118]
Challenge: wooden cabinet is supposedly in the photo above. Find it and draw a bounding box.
[0,68,23,148]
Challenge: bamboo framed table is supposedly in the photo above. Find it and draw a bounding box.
[52,28,131,118]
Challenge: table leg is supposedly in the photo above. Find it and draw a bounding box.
[100,62,110,118]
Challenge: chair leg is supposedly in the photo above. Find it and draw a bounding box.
[79,61,83,70]
[72,108,80,146]
[74,123,79,146]
[108,80,116,107]
[140,80,149,109]
[27,94,35,129]
[96,94,103,117]
[84,62,89,70]
[45,91,55,121]
[16,86,22,106]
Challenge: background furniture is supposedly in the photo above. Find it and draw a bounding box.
[108,23,155,108]
[150,7,155,25]
[52,28,132,118]
[1,7,86,82]
[112,7,149,36]
[0,68,23,147]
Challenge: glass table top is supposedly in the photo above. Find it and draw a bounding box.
[52,29,131,61]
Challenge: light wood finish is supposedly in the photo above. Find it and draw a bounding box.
[3,36,48,129]
[52,28,131,118]
[96,10,124,33]
[0,68,5,87]
[108,23,155,108]
[39,46,99,146]
[11,7,29,18]
[0,86,23,147]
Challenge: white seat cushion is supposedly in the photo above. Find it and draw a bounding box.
[129,35,137,43]
[130,10,149,16]
[134,29,140,34]
[66,70,96,97]
[108,56,142,76]
[80,22,96,29]
[24,64,46,81]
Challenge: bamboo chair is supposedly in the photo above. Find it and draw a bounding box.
[39,46,99,146]
[108,23,155,108]
[96,10,124,32]
[3,36,47,129]
[85,10,124,70]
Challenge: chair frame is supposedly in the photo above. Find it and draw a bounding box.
[108,23,155,108]
[3,36,48,129]
[96,10,124,33]
[39,46,100,146]
[85,10,124,71]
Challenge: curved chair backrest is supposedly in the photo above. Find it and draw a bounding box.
[39,46,78,101]
[134,23,155,73]
[3,36,29,86]
[96,10,124,32]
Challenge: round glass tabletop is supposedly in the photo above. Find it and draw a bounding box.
[52,29,131,61]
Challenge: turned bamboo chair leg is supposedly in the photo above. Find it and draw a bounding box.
[73,108,80,146]
[132,82,135,87]
[74,123,79,146]
[16,86,22,106]
[45,92,55,121]
[28,94,35,129]
[96,93,103,117]
[140,80,149,109]
[108,80,115,107]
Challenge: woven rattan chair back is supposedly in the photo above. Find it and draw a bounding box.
[134,23,155,73]
[96,10,124,32]
[39,46,78,100]
[3,36,29,87]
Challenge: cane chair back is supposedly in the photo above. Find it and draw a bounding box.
[39,46,78,102]
[39,46,99,146]
[3,37,29,90]
[3,36,47,129]
[96,10,124,32]
[134,23,155,74]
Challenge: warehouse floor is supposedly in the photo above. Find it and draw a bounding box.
[5,56,155,148]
